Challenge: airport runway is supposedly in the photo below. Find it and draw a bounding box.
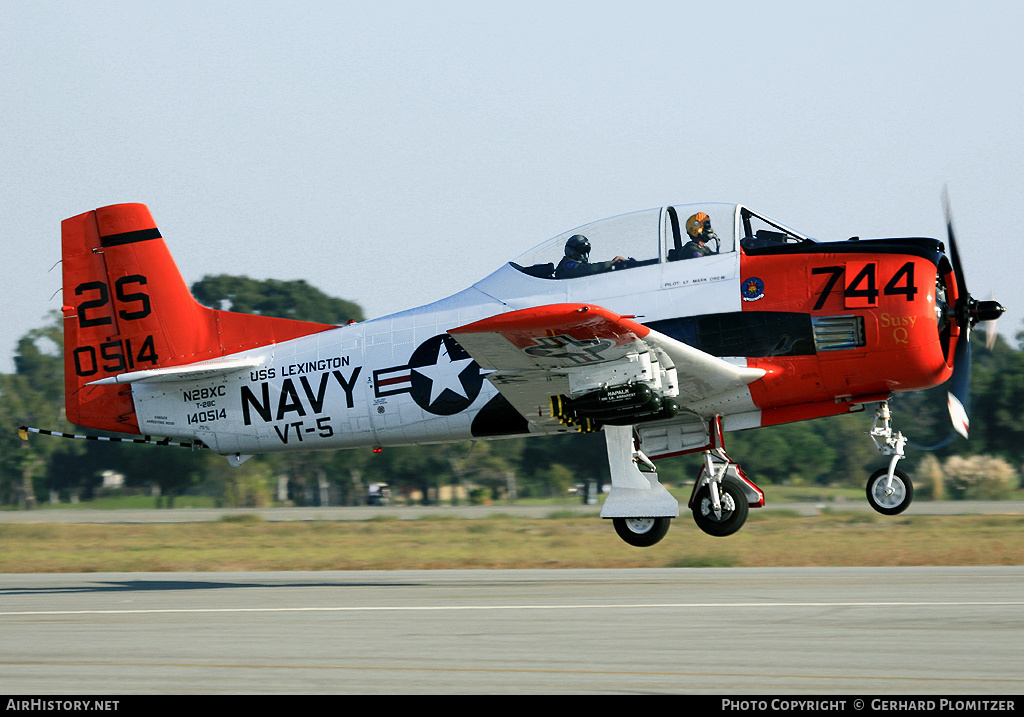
[1,567,1022,695]
[3,500,1023,523]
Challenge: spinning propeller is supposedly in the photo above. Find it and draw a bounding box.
[942,189,1005,438]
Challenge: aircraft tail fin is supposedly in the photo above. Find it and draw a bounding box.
[61,203,336,433]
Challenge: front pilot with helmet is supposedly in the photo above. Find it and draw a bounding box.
[554,235,626,279]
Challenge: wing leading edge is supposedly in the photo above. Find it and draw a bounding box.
[449,304,764,432]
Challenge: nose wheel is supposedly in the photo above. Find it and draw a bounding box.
[866,467,913,515]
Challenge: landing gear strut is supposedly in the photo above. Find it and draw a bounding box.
[600,425,678,547]
[866,401,913,515]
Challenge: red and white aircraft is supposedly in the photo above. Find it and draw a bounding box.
[54,199,1002,546]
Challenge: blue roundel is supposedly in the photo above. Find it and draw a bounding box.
[742,277,765,302]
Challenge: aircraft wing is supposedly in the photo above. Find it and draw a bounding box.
[449,304,765,430]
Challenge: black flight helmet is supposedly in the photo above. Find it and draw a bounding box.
[565,234,591,262]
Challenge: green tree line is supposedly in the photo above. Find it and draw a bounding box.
[2,275,1021,508]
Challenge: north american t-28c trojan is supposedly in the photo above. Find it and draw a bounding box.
[48,197,1003,546]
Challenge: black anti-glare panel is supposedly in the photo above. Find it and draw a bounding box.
[647,312,817,358]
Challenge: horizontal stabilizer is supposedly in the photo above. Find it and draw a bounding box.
[86,356,264,385]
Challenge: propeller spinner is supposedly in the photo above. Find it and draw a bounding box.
[942,189,1005,438]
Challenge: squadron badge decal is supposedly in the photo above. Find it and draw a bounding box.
[742,276,765,302]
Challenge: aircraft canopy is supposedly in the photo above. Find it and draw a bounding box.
[509,203,809,280]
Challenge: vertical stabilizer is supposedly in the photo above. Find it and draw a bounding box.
[61,203,336,433]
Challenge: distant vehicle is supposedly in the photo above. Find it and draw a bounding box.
[52,197,1001,546]
[366,483,391,506]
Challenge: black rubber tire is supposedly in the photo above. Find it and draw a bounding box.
[692,481,749,537]
[866,468,913,515]
[612,516,671,547]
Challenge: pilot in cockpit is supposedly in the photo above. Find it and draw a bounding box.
[554,234,627,279]
[680,213,720,258]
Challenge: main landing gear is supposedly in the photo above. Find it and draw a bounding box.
[612,516,672,547]
[866,401,913,515]
[601,419,764,547]
[690,451,752,537]
[600,425,679,547]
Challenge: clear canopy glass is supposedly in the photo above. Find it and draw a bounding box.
[509,203,809,280]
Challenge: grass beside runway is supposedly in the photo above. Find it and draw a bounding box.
[1,511,1022,572]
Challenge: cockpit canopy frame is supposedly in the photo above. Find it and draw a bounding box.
[509,203,810,280]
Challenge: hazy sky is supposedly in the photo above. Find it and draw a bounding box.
[2,1,1022,373]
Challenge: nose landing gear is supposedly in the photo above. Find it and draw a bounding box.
[866,401,913,515]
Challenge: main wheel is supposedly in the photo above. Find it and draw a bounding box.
[692,481,749,537]
[612,517,671,547]
[866,468,913,515]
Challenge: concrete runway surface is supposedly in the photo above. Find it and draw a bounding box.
[2,500,1022,524]
[1,567,1022,695]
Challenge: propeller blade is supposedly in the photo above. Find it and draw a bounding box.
[942,187,970,325]
[947,326,971,439]
[982,290,999,350]
[941,188,978,440]
[985,326,997,351]
[934,190,1003,440]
